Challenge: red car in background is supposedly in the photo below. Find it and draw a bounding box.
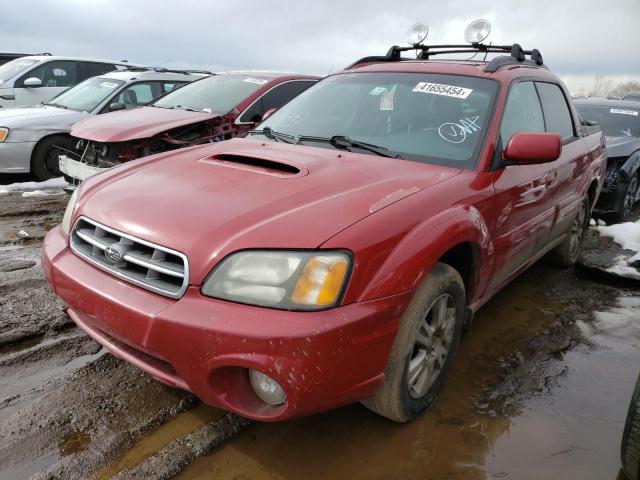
[59,72,318,182]
[44,23,606,423]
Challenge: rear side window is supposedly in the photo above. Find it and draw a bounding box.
[81,62,117,80]
[500,81,545,145]
[239,80,317,123]
[535,82,575,141]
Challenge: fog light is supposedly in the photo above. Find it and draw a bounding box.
[249,369,286,406]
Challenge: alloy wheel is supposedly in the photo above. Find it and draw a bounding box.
[623,177,639,220]
[407,293,456,398]
[568,200,587,259]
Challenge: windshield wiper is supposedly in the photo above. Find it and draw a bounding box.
[251,127,297,144]
[44,102,67,109]
[174,105,199,112]
[297,135,402,158]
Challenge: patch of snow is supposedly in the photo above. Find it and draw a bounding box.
[21,189,65,197]
[1,177,68,191]
[598,220,640,253]
[597,219,640,279]
[581,296,640,348]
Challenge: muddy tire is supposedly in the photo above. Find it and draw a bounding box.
[547,195,590,269]
[622,371,640,480]
[607,174,639,225]
[362,262,465,422]
[31,135,70,181]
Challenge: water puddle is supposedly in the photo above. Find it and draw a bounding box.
[93,402,224,480]
[177,271,568,479]
[0,335,43,355]
[59,431,91,457]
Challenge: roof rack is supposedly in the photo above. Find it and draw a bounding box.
[347,42,545,72]
[120,66,214,76]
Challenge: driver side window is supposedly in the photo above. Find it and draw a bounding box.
[500,81,545,147]
[113,82,159,109]
[19,61,78,88]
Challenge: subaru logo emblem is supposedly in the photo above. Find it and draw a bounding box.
[105,244,124,264]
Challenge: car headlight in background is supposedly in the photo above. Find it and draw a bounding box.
[60,189,79,236]
[201,250,351,310]
[0,127,9,142]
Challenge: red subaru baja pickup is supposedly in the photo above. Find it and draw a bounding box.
[43,22,606,422]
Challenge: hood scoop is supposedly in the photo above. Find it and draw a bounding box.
[199,153,308,178]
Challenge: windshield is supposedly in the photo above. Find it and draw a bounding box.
[153,75,269,113]
[47,77,125,112]
[576,104,640,138]
[0,58,38,84]
[256,72,498,168]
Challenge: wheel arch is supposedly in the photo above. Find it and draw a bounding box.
[29,132,73,177]
[355,204,493,305]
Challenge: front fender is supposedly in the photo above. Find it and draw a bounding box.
[324,200,493,304]
[359,204,492,301]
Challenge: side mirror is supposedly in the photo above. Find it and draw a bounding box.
[503,132,561,166]
[23,77,43,88]
[260,107,278,122]
[109,102,125,112]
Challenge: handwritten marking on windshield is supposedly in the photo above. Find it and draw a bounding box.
[438,116,481,144]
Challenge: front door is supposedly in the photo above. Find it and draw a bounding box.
[14,60,79,107]
[489,80,559,289]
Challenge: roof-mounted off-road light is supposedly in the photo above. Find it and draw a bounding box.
[464,19,491,44]
[406,23,429,46]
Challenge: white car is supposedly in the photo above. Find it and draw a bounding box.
[0,55,142,109]
[0,68,203,180]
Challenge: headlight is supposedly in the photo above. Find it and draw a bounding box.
[201,250,351,310]
[0,127,9,142]
[61,189,79,236]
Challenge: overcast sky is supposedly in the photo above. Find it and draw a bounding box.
[1,0,639,92]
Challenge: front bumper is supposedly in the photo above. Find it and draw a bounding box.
[0,141,36,173]
[59,154,107,181]
[43,226,412,421]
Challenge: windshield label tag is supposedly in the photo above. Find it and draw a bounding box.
[610,108,638,116]
[380,85,396,111]
[244,77,268,85]
[100,82,119,89]
[369,86,386,96]
[412,82,473,99]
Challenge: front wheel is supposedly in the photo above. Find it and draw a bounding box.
[608,174,639,224]
[547,195,590,269]
[30,135,70,181]
[362,262,465,422]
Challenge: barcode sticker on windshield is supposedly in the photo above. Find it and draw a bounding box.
[244,77,268,85]
[610,108,638,116]
[100,82,119,89]
[412,82,473,99]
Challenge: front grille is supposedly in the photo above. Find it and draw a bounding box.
[70,216,189,299]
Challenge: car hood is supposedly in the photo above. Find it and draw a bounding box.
[605,135,640,158]
[70,106,220,142]
[0,106,84,127]
[77,138,461,283]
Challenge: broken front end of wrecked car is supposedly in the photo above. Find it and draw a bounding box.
[59,73,318,183]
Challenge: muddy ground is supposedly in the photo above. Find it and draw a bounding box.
[1,181,639,480]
